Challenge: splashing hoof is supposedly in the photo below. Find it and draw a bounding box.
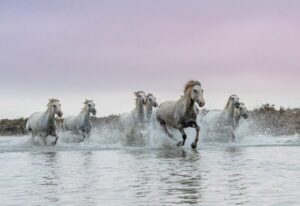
[177,141,183,147]
[191,142,197,149]
[52,139,58,145]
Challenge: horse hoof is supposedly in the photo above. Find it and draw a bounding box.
[191,142,197,149]
[177,141,183,147]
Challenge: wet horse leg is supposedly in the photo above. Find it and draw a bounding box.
[41,132,47,146]
[230,129,236,142]
[52,135,59,145]
[158,119,174,138]
[50,131,59,145]
[191,122,200,149]
[177,126,187,147]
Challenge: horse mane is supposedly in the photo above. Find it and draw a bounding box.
[146,93,154,99]
[184,80,201,94]
[134,91,145,104]
[134,91,145,97]
[81,100,93,112]
[224,94,237,110]
[47,98,60,106]
[84,99,93,105]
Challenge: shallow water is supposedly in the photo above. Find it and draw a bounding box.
[0,134,300,206]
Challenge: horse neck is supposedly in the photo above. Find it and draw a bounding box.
[80,106,91,121]
[135,100,144,120]
[183,92,195,115]
[45,106,55,122]
[224,101,235,119]
[223,102,237,127]
[233,108,240,127]
[145,102,153,119]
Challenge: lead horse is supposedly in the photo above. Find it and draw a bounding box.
[156,80,205,149]
[26,99,63,145]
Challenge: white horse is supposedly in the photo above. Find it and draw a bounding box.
[63,100,97,139]
[120,91,147,145]
[201,94,241,141]
[144,93,158,123]
[156,80,205,149]
[26,99,63,145]
[121,91,147,127]
[234,102,248,129]
[223,94,241,131]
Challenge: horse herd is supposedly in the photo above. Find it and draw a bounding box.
[26,80,249,148]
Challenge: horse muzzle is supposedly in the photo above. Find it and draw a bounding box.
[153,103,158,108]
[92,110,97,116]
[57,112,63,117]
[198,101,205,107]
[242,113,248,119]
[235,102,240,108]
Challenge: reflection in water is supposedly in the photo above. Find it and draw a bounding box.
[1,144,300,206]
[157,150,203,205]
[223,147,250,205]
[41,152,60,203]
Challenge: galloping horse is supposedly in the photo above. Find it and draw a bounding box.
[63,100,97,139]
[26,99,63,145]
[144,93,158,123]
[234,102,248,129]
[201,94,241,141]
[156,80,205,149]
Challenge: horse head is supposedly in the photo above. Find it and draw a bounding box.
[238,103,248,119]
[48,98,63,117]
[84,100,97,115]
[134,91,146,105]
[226,95,240,110]
[146,93,158,108]
[184,80,205,107]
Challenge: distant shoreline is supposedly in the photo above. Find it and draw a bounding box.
[0,104,299,136]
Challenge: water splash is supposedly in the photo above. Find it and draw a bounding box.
[0,113,299,153]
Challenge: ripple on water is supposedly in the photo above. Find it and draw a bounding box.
[0,135,300,205]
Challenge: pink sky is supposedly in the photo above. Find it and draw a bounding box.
[0,1,299,118]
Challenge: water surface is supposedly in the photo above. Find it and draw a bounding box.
[0,135,300,206]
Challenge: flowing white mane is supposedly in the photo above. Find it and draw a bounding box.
[47,98,60,107]
[224,94,238,110]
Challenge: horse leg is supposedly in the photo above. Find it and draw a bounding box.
[51,132,59,145]
[230,129,236,142]
[41,134,47,146]
[82,132,87,139]
[191,122,200,149]
[158,120,173,138]
[177,126,187,147]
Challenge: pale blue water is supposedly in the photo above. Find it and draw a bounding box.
[0,135,300,206]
